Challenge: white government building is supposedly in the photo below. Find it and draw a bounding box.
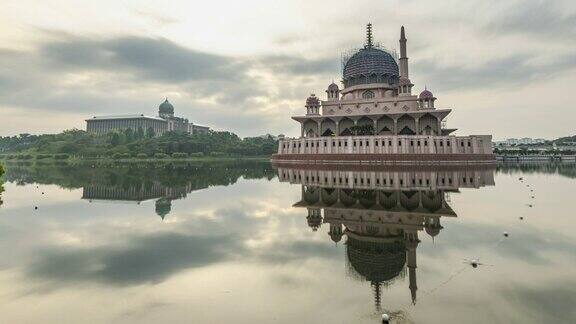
[272,25,494,164]
[86,99,209,136]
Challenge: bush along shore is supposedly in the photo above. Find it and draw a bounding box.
[0,129,278,162]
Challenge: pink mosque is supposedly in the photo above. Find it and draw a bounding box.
[272,25,495,164]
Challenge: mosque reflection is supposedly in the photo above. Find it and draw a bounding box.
[277,165,495,310]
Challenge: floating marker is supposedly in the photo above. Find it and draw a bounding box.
[34,206,38,210]
[503,232,509,237]
[382,313,390,323]
[519,217,524,220]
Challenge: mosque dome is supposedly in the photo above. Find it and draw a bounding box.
[419,89,434,100]
[159,98,174,114]
[346,235,406,283]
[155,198,172,220]
[343,47,399,87]
[305,94,320,107]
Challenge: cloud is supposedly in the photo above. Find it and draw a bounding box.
[485,0,576,40]
[0,32,326,135]
[259,55,338,76]
[412,52,576,92]
[27,232,242,286]
[42,35,249,83]
[499,282,576,323]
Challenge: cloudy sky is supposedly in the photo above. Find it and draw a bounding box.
[0,0,574,140]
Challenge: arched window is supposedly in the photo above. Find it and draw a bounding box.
[362,90,375,99]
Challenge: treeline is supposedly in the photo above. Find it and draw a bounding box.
[3,160,276,190]
[494,148,575,155]
[0,163,4,207]
[554,135,576,145]
[0,129,278,159]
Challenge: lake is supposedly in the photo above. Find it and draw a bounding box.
[0,161,575,324]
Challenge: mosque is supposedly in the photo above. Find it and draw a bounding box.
[85,98,210,136]
[272,25,495,164]
[277,164,495,310]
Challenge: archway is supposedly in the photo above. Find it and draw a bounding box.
[320,118,336,137]
[353,116,375,135]
[397,114,416,135]
[377,116,394,135]
[303,119,318,138]
[339,117,354,136]
[419,113,438,135]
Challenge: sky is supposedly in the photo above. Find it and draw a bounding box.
[0,0,574,140]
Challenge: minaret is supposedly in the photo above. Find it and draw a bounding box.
[406,232,419,305]
[399,26,409,79]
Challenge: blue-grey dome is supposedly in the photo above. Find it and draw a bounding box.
[159,98,174,114]
[343,47,399,88]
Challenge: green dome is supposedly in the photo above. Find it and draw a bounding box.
[155,198,172,220]
[159,98,174,114]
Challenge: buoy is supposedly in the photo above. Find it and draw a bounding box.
[34,206,38,210]
[519,217,524,220]
[503,232,509,237]
[42,192,44,195]
[382,313,390,323]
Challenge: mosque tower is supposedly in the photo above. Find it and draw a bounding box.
[398,26,414,96]
[406,232,420,305]
[399,26,409,79]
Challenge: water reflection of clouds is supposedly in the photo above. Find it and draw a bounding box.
[28,232,241,286]
[1,163,576,323]
[14,176,320,289]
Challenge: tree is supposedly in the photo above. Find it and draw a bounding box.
[136,127,145,139]
[146,127,155,138]
[110,133,121,146]
[123,128,134,142]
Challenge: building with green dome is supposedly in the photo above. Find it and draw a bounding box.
[85,98,209,136]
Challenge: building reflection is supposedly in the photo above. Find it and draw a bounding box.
[82,181,199,220]
[276,164,495,311]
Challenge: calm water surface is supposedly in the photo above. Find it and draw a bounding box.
[0,161,575,324]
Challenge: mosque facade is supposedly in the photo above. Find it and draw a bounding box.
[272,25,495,164]
[85,99,210,136]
